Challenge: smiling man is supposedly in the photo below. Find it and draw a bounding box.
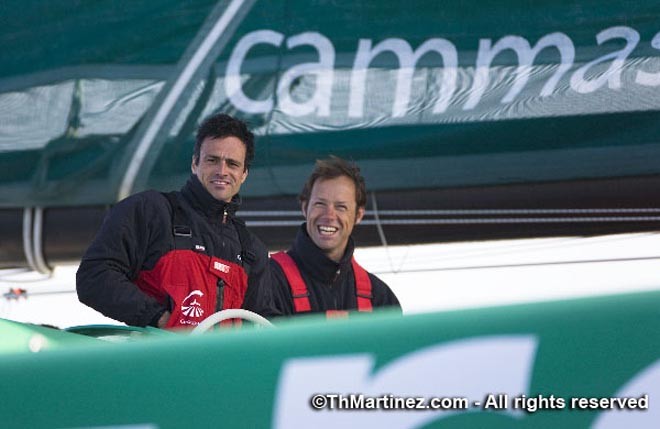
[271,156,400,317]
[77,113,277,329]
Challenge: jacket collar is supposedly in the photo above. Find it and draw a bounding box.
[291,223,355,282]
[181,174,240,219]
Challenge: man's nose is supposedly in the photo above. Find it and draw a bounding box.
[322,204,336,217]
[217,160,229,175]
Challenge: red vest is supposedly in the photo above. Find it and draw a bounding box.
[271,251,373,317]
[135,192,250,329]
[136,251,247,328]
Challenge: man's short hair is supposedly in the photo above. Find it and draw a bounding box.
[194,113,255,170]
[299,156,367,210]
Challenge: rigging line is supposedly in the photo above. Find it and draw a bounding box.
[370,208,660,216]
[238,208,660,217]
[361,216,660,225]
[370,255,660,275]
[245,216,660,227]
[371,192,388,247]
[370,192,397,273]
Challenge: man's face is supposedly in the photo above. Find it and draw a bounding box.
[191,136,248,202]
[303,176,365,262]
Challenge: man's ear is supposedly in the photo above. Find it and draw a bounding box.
[191,155,197,175]
[355,206,365,225]
[300,201,308,219]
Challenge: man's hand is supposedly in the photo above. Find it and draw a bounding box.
[157,311,171,329]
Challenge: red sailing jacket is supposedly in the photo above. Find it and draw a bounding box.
[134,191,253,328]
[77,175,276,328]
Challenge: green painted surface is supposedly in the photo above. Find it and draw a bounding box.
[0,318,101,353]
[0,291,658,428]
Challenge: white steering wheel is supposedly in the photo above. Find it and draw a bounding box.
[191,309,274,334]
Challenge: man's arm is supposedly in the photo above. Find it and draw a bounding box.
[368,272,403,313]
[76,192,169,327]
[269,257,295,316]
[241,234,281,318]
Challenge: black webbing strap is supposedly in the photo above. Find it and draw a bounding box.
[233,217,255,277]
[162,192,255,275]
[162,192,193,250]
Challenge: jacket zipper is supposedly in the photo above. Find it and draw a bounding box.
[332,268,340,309]
[216,208,229,311]
[216,278,225,311]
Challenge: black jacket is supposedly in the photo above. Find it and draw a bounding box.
[271,224,401,315]
[76,174,277,326]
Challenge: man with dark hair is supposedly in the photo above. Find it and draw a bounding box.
[271,156,400,317]
[77,113,277,329]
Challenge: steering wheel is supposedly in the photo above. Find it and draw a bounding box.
[191,309,274,334]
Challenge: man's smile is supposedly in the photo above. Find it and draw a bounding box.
[318,225,338,236]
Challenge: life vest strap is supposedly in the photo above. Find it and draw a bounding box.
[351,258,373,312]
[271,252,312,313]
[271,252,373,314]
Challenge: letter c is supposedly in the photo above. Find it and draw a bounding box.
[225,30,284,113]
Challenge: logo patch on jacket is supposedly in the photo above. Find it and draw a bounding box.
[181,290,204,318]
[213,261,230,273]
[195,244,206,252]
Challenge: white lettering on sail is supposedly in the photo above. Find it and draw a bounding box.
[570,26,639,94]
[635,30,660,87]
[350,38,458,117]
[225,26,657,120]
[277,32,335,117]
